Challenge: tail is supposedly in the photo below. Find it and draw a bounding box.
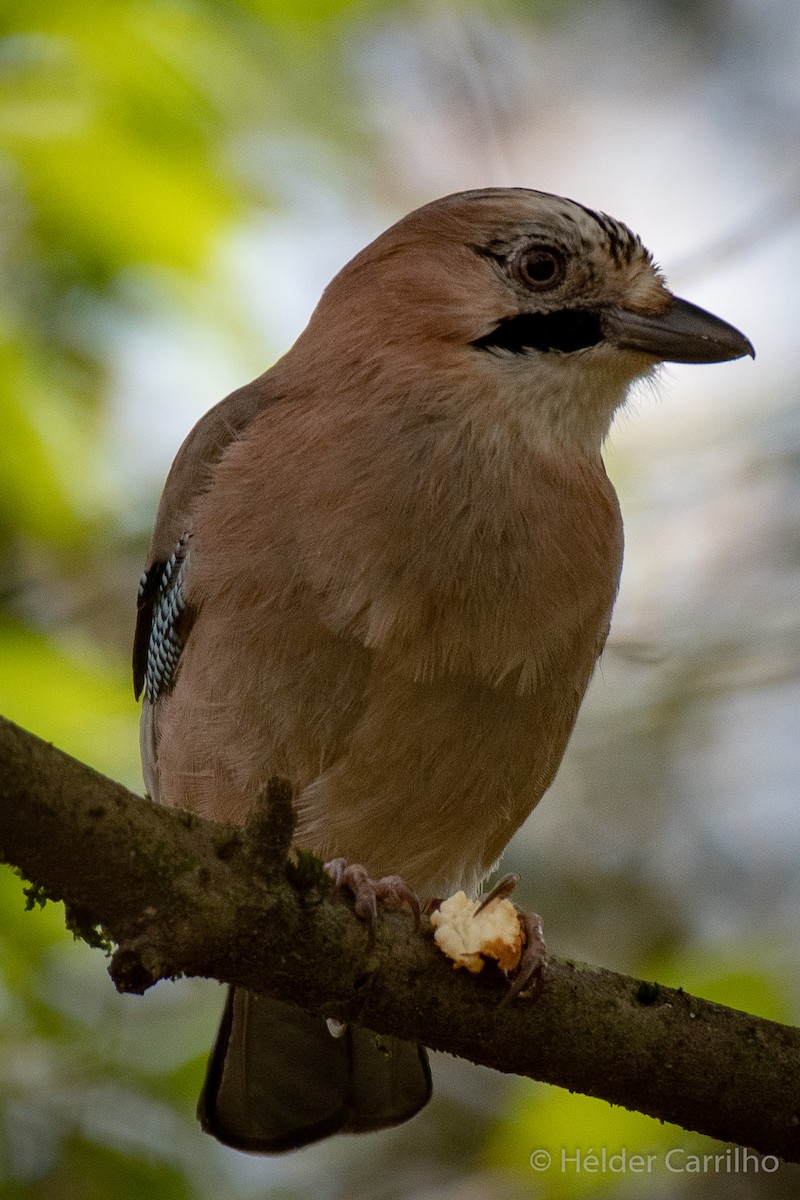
[197,987,432,1153]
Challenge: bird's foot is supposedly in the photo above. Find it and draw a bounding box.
[477,873,547,999]
[324,858,421,944]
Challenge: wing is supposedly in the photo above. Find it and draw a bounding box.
[133,374,281,796]
[134,534,192,703]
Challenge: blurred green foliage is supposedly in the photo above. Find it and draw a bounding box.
[0,619,140,783]
[0,0,396,764]
[0,4,390,1197]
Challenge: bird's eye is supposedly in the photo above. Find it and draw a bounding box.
[514,246,565,290]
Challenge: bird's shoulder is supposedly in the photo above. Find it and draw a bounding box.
[133,371,282,701]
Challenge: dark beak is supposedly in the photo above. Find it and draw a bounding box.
[602,296,755,364]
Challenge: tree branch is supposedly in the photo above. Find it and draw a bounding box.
[1,713,799,1161]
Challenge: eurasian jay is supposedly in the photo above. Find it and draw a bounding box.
[134,188,753,1152]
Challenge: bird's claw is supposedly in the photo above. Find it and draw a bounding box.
[477,873,547,1000]
[508,909,547,1000]
[474,871,520,914]
[324,858,421,942]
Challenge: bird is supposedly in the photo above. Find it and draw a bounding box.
[133,187,753,1153]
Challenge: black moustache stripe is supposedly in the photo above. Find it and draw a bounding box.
[472,309,604,354]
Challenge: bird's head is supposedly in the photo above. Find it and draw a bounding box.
[299,189,754,455]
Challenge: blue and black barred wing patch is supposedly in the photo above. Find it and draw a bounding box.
[133,535,194,702]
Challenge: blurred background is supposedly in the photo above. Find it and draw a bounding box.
[1,0,799,1196]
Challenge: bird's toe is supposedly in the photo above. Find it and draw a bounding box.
[324,858,421,938]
